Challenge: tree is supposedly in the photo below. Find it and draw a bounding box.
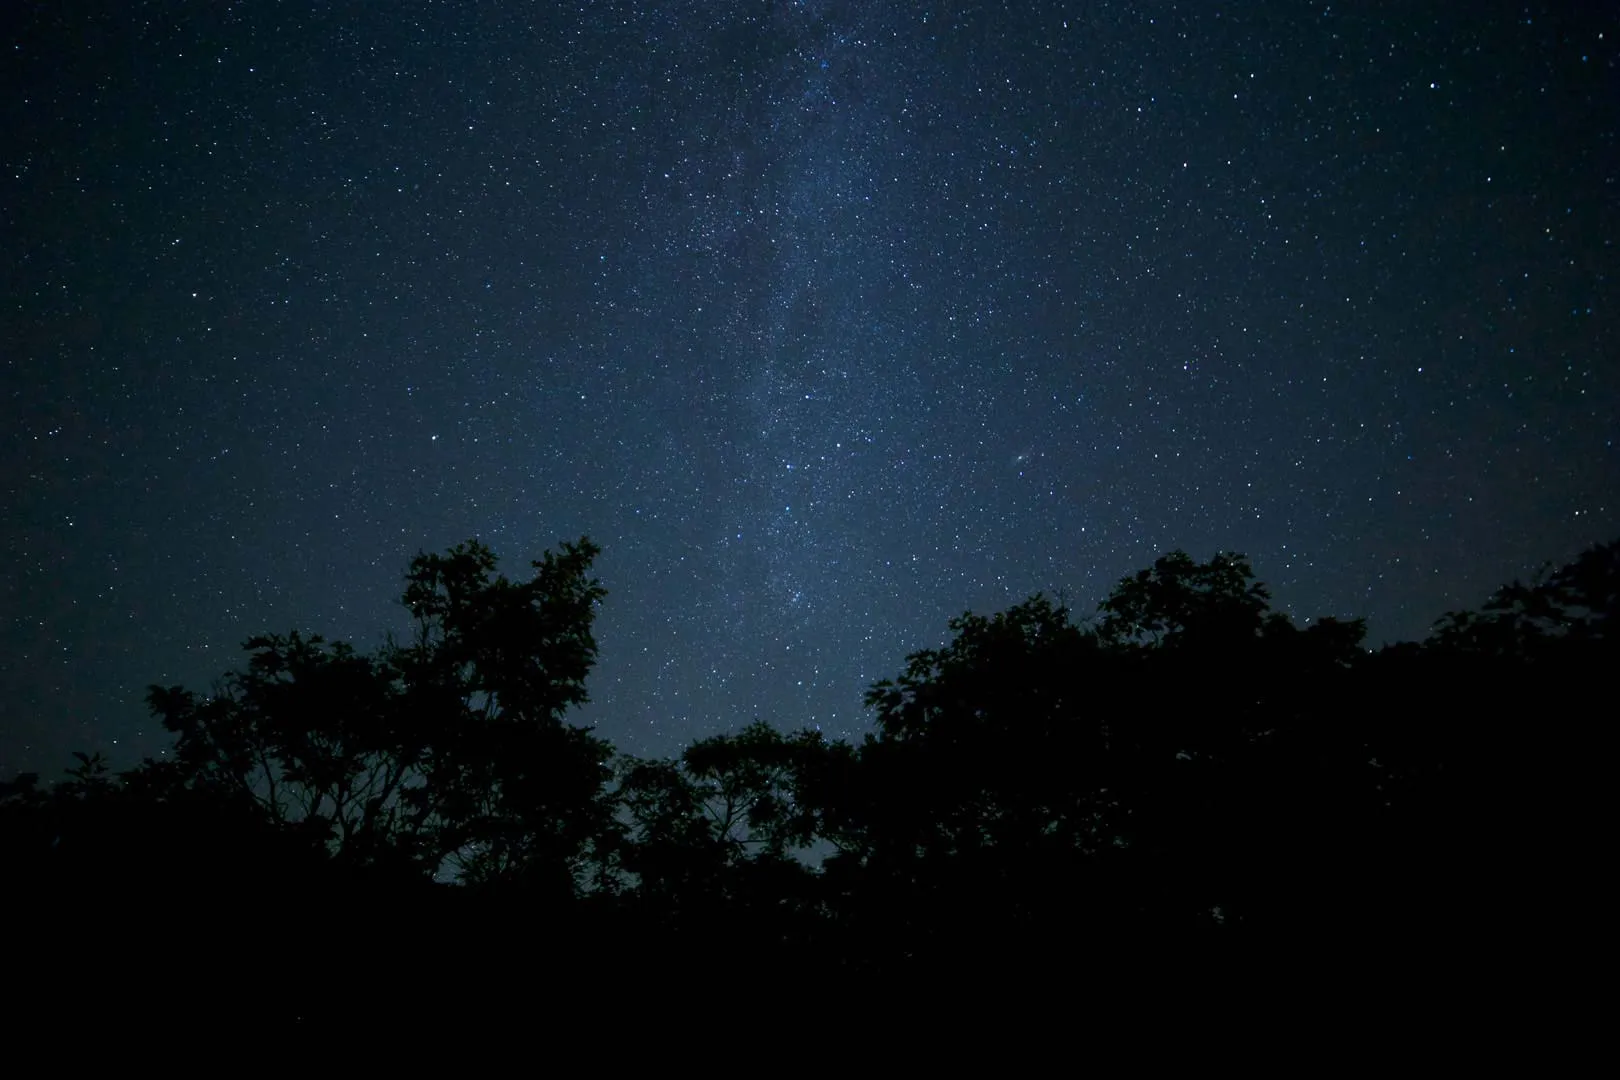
[610,722,839,970]
[1097,550,1271,649]
[616,721,835,896]
[145,536,615,890]
[827,552,1389,959]
[857,594,1116,860]
[1430,538,1619,660]
[8,533,1611,1004]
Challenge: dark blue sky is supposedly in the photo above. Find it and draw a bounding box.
[3,1,1615,776]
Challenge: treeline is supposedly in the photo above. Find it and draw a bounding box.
[4,536,1612,1018]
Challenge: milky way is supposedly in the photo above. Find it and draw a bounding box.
[3,1,1614,772]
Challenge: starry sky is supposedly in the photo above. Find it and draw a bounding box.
[3,1,1616,776]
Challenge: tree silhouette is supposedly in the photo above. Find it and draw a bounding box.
[5,535,1612,1012]
[145,537,614,890]
[611,721,839,969]
[1097,550,1272,649]
[1431,538,1619,660]
[823,551,1396,966]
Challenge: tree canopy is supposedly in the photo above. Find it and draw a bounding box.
[5,533,1610,1021]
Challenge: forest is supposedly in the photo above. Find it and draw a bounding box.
[4,535,1611,1023]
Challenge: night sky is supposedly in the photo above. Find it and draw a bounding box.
[4,1,1615,777]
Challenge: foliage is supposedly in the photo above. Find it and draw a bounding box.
[1097,550,1271,648]
[1430,538,1619,658]
[6,534,1612,1007]
[144,536,614,888]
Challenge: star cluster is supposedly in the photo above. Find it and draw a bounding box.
[3,1,1615,771]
